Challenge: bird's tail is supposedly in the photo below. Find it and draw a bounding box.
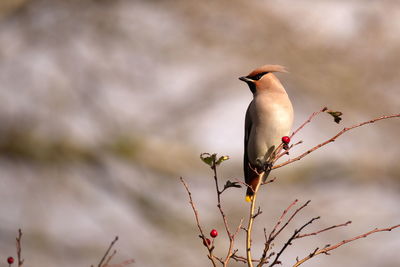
[245,169,271,202]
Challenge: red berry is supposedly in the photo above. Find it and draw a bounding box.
[7,257,14,264]
[210,229,218,238]
[281,136,290,144]
[203,238,211,246]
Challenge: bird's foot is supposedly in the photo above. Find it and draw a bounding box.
[255,159,273,172]
[263,161,273,172]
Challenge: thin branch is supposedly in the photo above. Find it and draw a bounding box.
[235,219,245,236]
[273,113,400,170]
[212,160,231,242]
[211,158,245,266]
[272,200,311,240]
[253,207,263,219]
[16,229,24,267]
[269,199,299,239]
[293,224,400,267]
[98,236,118,267]
[180,177,218,267]
[246,171,266,267]
[258,231,270,267]
[232,253,261,264]
[234,178,253,189]
[270,107,327,164]
[269,217,320,267]
[103,250,117,267]
[273,141,303,163]
[215,256,225,265]
[223,217,244,266]
[295,221,352,239]
[290,107,328,139]
[232,254,248,264]
[257,199,299,266]
[261,176,276,185]
[106,259,135,267]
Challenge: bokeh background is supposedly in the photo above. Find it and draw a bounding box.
[0,0,399,266]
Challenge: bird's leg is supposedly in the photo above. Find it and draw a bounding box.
[255,158,270,172]
[262,161,273,172]
[256,158,272,171]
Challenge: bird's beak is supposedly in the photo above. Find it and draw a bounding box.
[239,76,253,83]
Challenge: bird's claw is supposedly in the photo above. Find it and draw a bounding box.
[263,161,273,172]
[256,159,272,172]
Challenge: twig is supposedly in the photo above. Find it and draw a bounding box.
[291,107,328,139]
[295,221,352,239]
[258,230,271,267]
[232,254,248,263]
[232,253,261,264]
[212,160,231,264]
[257,199,299,266]
[261,176,277,185]
[224,217,244,266]
[272,200,311,240]
[180,177,218,267]
[234,179,253,189]
[103,250,117,267]
[253,207,263,219]
[273,141,303,163]
[269,199,299,239]
[273,113,400,170]
[271,107,327,164]
[98,236,118,267]
[210,157,244,266]
[269,217,320,267]
[105,259,135,267]
[16,229,24,267]
[293,224,400,267]
[246,171,266,267]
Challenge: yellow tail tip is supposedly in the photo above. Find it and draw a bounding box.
[245,195,253,202]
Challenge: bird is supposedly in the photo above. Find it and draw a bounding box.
[239,65,294,202]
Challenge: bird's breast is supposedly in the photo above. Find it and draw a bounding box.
[247,93,293,164]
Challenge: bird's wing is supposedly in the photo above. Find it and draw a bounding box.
[243,101,253,186]
[244,100,264,200]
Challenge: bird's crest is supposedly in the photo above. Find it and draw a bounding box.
[246,65,288,78]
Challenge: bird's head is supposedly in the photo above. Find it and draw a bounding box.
[239,65,288,94]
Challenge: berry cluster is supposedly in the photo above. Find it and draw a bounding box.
[203,229,218,247]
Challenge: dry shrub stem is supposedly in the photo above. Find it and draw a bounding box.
[180,177,218,267]
[103,250,117,267]
[246,171,265,267]
[295,221,352,239]
[271,200,311,241]
[182,109,400,266]
[258,199,299,266]
[269,216,321,267]
[293,224,400,267]
[97,236,118,267]
[212,160,244,266]
[273,113,400,169]
[290,107,328,139]
[16,229,24,267]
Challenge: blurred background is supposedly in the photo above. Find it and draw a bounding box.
[0,0,399,266]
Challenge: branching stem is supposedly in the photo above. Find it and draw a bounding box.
[273,114,400,170]
[293,224,400,267]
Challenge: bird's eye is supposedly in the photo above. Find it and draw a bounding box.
[248,72,268,81]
